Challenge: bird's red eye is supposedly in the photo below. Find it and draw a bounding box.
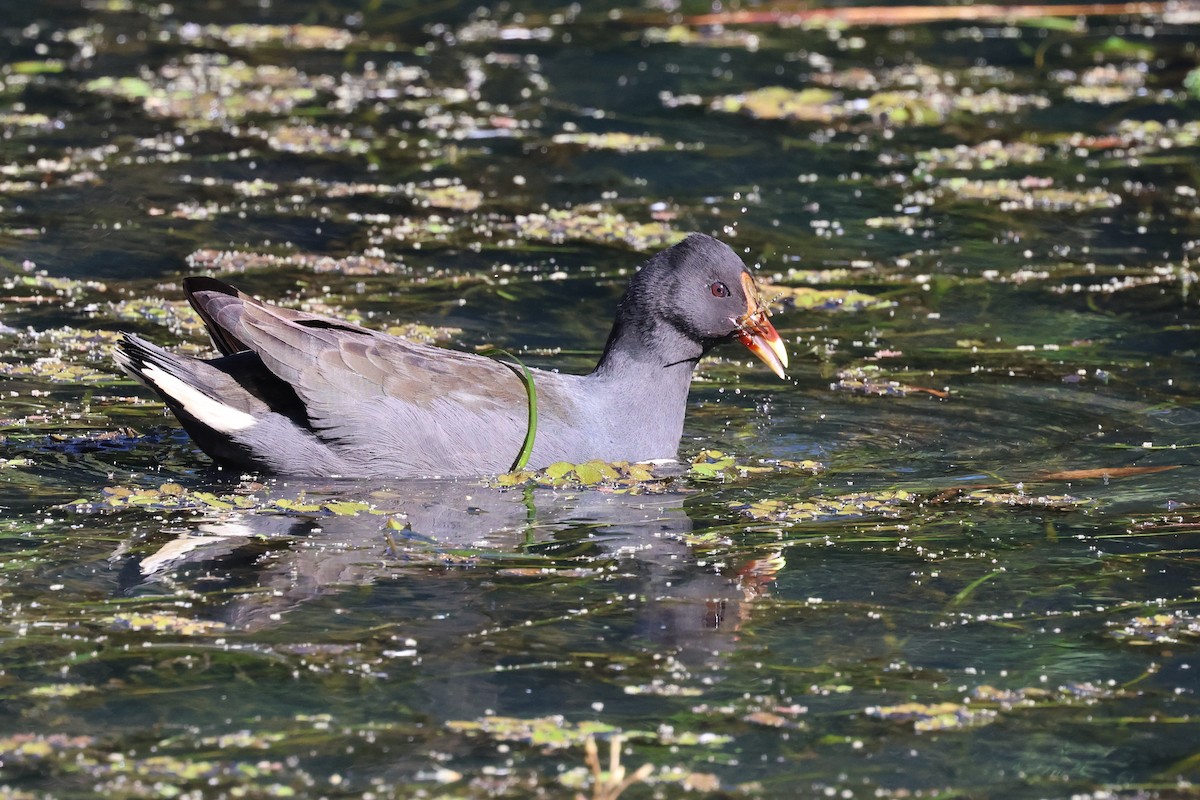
[710,281,730,298]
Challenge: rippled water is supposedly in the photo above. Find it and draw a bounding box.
[2,1,1199,797]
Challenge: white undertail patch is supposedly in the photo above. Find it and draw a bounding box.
[141,365,256,433]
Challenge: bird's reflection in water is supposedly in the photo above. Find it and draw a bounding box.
[112,479,783,676]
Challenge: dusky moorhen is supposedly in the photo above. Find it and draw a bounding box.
[115,233,788,477]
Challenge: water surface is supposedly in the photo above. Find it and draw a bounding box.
[1,1,1199,797]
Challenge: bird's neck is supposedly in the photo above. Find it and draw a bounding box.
[591,311,703,383]
[588,314,701,453]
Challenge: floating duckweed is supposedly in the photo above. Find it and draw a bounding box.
[28,683,98,698]
[375,215,460,247]
[734,490,914,522]
[937,177,1122,212]
[231,178,280,197]
[4,59,66,76]
[712,86,842,123]
[950,489,1087,510]
[912,139,1047,171]
[252,123,372,156]
[869,681,1127,733]
[107,611,228,636]
[712,84,1046,126]
[492,452,816,491]
[734,489,1084,525]
[13,327,122,355]
[177,23,357,50]
[104,297,208,339]
[550,131,669,152]
[454,20,554,43]
[66,482,397,517]
[1063,85,1139,104]
[687,449,805,481]
[0,112,60,130]
[379,322,463,344]
[1109,612,1200,644]
[0,356,115,384]
[187,248,403,276]
[763,284,894,313]
[410,179,483,211]
[1081,118,1200,152]
[0,734,95,762]
[867,701,998,732]
[1,273,107,299]
[447,715,621,749]
[833,366,948,398]
[514,207,685,251]
[811,63,1019,93]
[85,55,326,126]
[492,459,667,492]
[643,24,761,49]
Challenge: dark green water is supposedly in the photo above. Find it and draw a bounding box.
[1,1,1199,797]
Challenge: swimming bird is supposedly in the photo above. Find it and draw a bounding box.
[115,233,788,478]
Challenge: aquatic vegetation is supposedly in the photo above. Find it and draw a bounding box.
[103,297,209,339]
[1,2,1198,799]
[868,700,998,732]
[513,207,684,250]
[832,365,949,397]
[65,482,397,516]
[909,139,1048,171]
[107,610,228,635]
[712,84,1048,127]
[1110,612,1200,644]
[763,284,895,312]
[492,459,666,490]
[0,355,115,384]
[446,715,621,749]
[84,56,327,125]
[734,490,916,523]
[250,123,373,156]
[550,131,669,152]
[410,178,484,211]
[642,24,761,49]
[176,22,358,50]
[1,273,107,300]
[187,248,402,276]
[491,451,820,490]
[936,176,1122,211]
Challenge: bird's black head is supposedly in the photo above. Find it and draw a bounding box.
[603,233,788,378]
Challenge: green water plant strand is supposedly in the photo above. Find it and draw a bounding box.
[481,348,538,471]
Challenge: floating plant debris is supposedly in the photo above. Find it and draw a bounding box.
[734,490,915,523]
[832,365,948,398]
[0,355,115,384]
[491,451,819,490]
[84,56,327,125]
[2,3,1198,799]
[936,177,1122,211]
[186,248,368,275]
[513,207,685,250]
[106,610,228,636]
[909,139,1048,171]
[176,22,358,50]
[550,131,669,152]
[492,459,667,491]
[867,701,998,732]
[1110,612,1200,644]
[102,297,209,339]
[762,284,895,312]
[249,123,373,156]
[711,84,1048,126]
